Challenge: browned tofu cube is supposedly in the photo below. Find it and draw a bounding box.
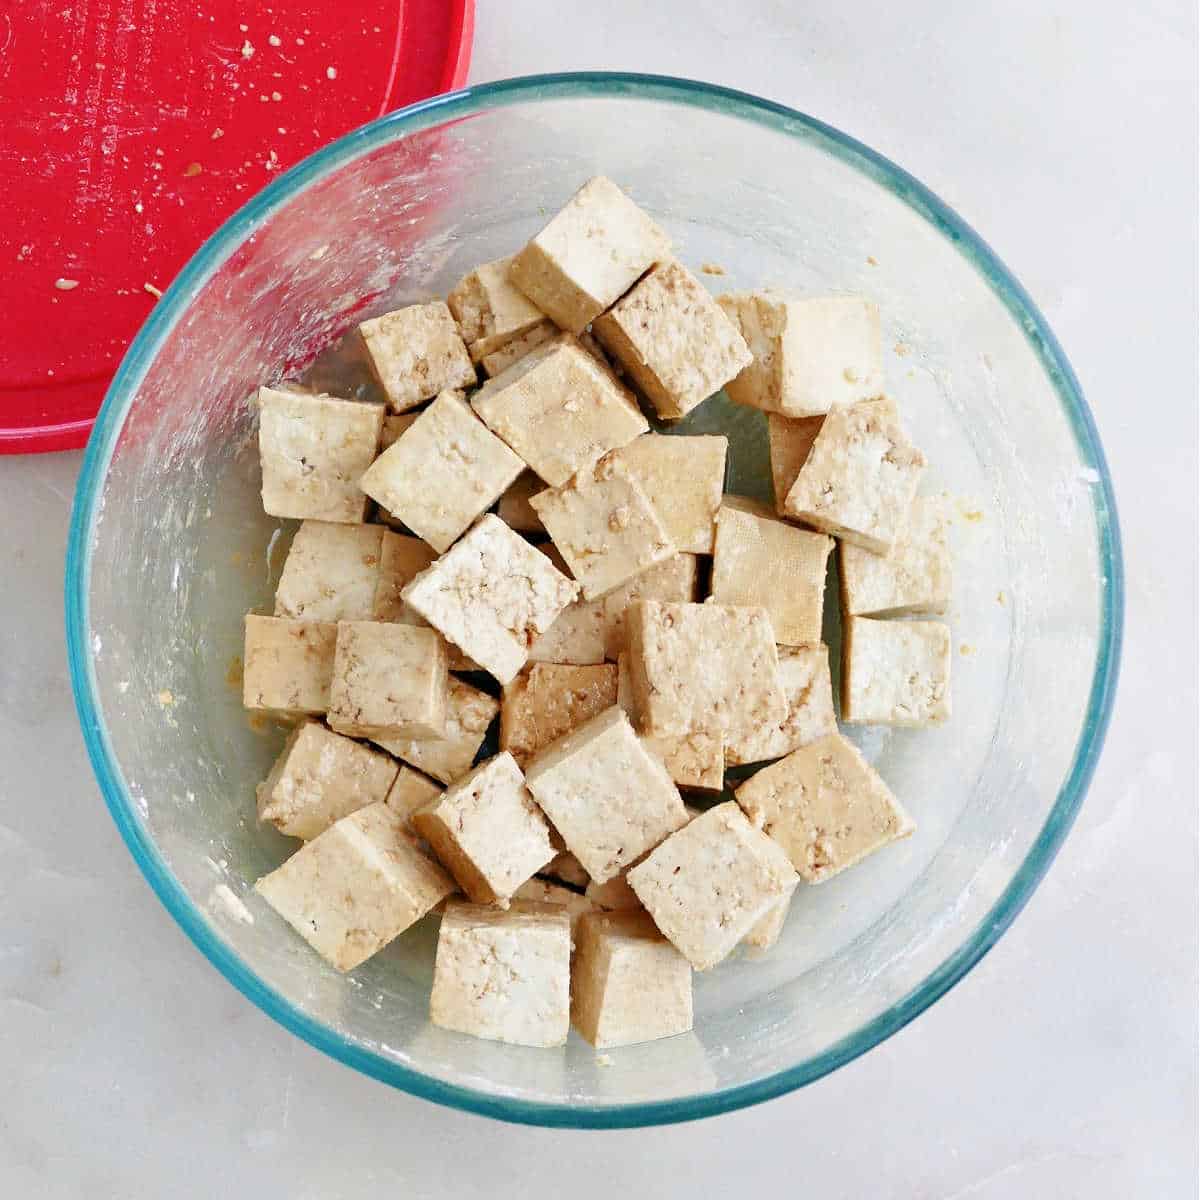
[500,662,619,768]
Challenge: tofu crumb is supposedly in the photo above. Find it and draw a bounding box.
[54,278,79,291]
[241,40,254,58]
[157,689,174,706]
[183,162,202,177]
[143,282,163,299]
[700,262,726,275]
[268,33,281,46]
[326,66,337,79]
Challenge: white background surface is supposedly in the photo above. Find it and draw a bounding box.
[2,2,1196,1196]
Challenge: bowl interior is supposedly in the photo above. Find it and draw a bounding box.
[69,77,1119,1125]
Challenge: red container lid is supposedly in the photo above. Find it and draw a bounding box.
[0,0,473,453]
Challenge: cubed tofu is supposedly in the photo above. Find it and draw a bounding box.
[256,720,399,840]
[540,851,591,890]
[274,521,384,622]
[430,901,571,1047]
[372,677,498,785]
[526,544,607,665]
[500,662,619,768]
[718,293,884,417]
[327,621,448,739]
[511,878,596,934]
[783,399,925,554]
[585,872,643,913]
[471,333,648,487]
[841,617,951,726]
[744,895,791,950]
[257,388,383,523]
[412,753,555,904]
[379,412,421,452]
[448,256,547,360]
[599,553,700,660]
[624,601,787,740]
[255,801,455,971]
[572,911,693,1048]
[734,733,915,883]
[724,644,838,766]
[360,390,525,553]
[626,802,798,970]
[530,453,676,601]
[615,433,728,554]
[525,707,689,884]
[243,615,337,718]
[496,470,546,534]
[400,515,580,684]
[840,495,951,616]
[508,176,672,334]
[592,260,751,420]
[767,413,825,515]
[357,302,476,413]
[478,320,557,377]
[384,764,444,831]
[710,503,834,646]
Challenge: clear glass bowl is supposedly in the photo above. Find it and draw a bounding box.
[65,74,1122,1127]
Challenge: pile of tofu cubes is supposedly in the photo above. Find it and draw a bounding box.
[244,177,952,1052]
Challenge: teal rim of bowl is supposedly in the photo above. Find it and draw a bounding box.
[65,72,1124,1128]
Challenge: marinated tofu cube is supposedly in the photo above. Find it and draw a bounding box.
[379,412,420,452]
[735,732,915,883]
[539,851,591,890]
[243,615,337,718]
[744,895,791,950]
[357,302,476,413]
[500,662,619,768]
[274,521,384,622]
[478,320,557,377]
[767,413,825,514]
[526,544,607,665]
[592,260,751,420]
[841,617,951,726]
[371,531,437,623]
[508,176,672,334]
[384,764,444,831]
[497,470,547,534]
[511,878,596,934]
[585,873,643,913]
[448,256,547,360]
[599,553,700,660]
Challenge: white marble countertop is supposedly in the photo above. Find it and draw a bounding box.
[2,2,1196,1195]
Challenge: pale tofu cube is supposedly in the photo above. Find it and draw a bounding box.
[471,333,648,487]
[625,601,787,740]
[724,644,838,766]
[257,388,383,523]
[842,617,951,726]
[592,260,752,420]
[256,720,399,840]
[511,878,596,934]
[372,677,498,785]
[840,495,951,616]
[734,732,915,883]
[767,413,825,514]
[384,764,443,830]
[478,320,557,377]
[327,620,448,739]
[360,390,525,553]
[496,470,546,534]
[243,615,337,717]
[500,662,619,767]
[255,801,455,971]
[572,911,693,1048]
[412,753,555,904]
[508,176,672,334]
[599,553,700,660]
[710,503,834,646]
[615,433,728,554]
[358,302,476,413]
[783,399,925,554]
[274,521,384,622]
[379,412,420,451]
[585,873,643,913]
[525,707,688,884]
[744,895,791,950]
[400,515,580,684]
[430,900,571,1047]
[448,256,547,359]
[540,851,591,890]
[525,543,607,665]
[530,454,676,601]
[626,802,798,970]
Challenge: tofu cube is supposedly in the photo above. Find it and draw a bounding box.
[412,753,555,904]
[627,802,798,970]
[430,900,571,1047]
[496,470,546,534]
[448,256,547,360]
[767,413,825,514]
[710,503,834,646]
[599,553,700,660]
[724,644,838,766]
[526,543,607,665]
[478,319,557,377]
[508,176,672,334]
[585,872,643,913]
[615,433,728,554]
[243,615,337,718]
[360,390,525,553]
[327,620,448,739]
[400,515,580,684]
[783,399,926,554]
[256,720,399,840]
[274,521,384,622]
[379,412,420,452]
[744,895,791,950]
[592,260,752,420]
[718,293,884,416]
[357,302,476,413]
[525,707,689,884]
[572,911,693,1048]
[625,601,788,740]
[384,764,444,831]
[840,495,951,616]
[530,453,676,601]
[842,617,951,726]
[540,851,591,890]
[471,333,648,487]
[500,662,619,768]
[255,801,455,971]
[734,732,915,883]
[373,676,499,785]
[512,878,596,934]
[257,388,383,523]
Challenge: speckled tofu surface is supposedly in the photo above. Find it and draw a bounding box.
[767,412,826,514]
[384,764,443,831]
[744,894,791,950]
[512,877,596,934]
[539,851,591,890]
[379,412,420,452]
[478,320,557,377]
[842,617,951,725]
[500,662,619,768]
[274,521,384,622]
[357,302,476,412]
[585,872,643,913]
[448,256,547,359]
[599,553,700,660]
[243,615,337,717]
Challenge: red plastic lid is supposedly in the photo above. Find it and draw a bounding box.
[0,0,474,454]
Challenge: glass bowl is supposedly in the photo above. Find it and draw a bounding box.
[65,73,1122,1127]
